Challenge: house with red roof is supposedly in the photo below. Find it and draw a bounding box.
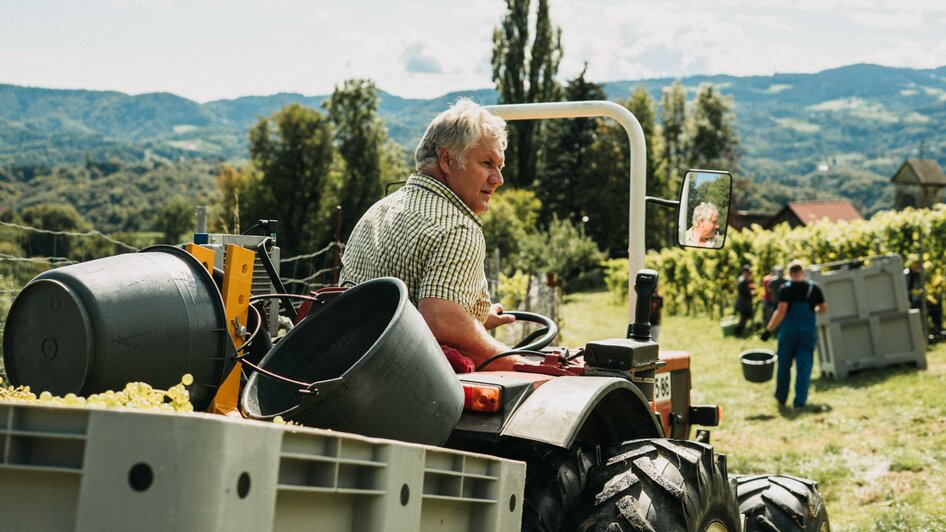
[764,200,863,229]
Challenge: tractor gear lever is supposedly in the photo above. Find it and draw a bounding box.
[628,269,658,340]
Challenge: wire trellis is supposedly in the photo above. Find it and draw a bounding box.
[1,219,348,298]
[0,220,139,252]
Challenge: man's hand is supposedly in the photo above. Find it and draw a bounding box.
[760,329,772,341]
[484,302,516,330]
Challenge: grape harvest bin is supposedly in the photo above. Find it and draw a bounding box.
[0,403,525,532]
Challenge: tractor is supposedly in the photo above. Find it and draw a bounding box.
[238,101,830,531]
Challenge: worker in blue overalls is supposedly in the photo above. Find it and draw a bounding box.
[760,260,827,409]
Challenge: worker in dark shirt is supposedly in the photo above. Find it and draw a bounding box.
[905,259,944,340]
[761,260,827,409]
[734,265,755,336]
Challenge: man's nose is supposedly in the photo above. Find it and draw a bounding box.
[491,169,504,186]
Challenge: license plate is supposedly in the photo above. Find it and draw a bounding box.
[654,373,672,402]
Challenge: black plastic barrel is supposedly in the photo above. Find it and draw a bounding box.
[2,246,232,410]
[740,349,776,383]
[240,277,463,446]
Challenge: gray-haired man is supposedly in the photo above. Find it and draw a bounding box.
[341,99,522,371]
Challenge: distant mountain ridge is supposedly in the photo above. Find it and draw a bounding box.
[0,83,500,166]
[2,63,946,214]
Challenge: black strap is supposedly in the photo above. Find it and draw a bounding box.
[254,238,297,323]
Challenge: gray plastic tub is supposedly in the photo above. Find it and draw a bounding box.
[3,245,233,409]
[241,277,463,446]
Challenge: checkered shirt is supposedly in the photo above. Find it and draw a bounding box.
[340,173,491,322]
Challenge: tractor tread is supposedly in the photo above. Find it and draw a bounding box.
[575,438,740,532]
[734,473,829,532]
[596,470,640,505]
[634,456,686,500]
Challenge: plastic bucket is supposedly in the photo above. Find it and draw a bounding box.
[240,277,463,446]
[740,349,776,383]
[2,246,232,410]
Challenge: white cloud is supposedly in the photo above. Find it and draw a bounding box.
[556,1,946,86]
[846,9,927,30]
[859,38,946,70]
[1,0,945,100]
[556,3,807,82]
[402,44,443,74]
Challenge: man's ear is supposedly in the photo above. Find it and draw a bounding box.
[437,147,452,175]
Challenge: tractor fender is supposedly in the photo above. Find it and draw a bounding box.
[500,376,663,449]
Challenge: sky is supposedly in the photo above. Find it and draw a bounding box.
[2,0,946,103]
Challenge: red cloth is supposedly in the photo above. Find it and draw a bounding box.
[762,273,774,302]
[441,345,475,373]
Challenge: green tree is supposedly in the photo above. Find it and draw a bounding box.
[516,215,604,290]
[624,87,670,250]
[658,81,689,248]
[324,79,387,240]
[0,209,28,282]
[20,203,91,258]
[685,84,741,215]
[155,197,194,244]
[578,86,668,256]
[492,0,563,187]
[482,188,542,273]
[660,81,687,179]
[247,103,335,256]
[378,140,411,192]
[211,164,257,234]
[685,83,740,172]
[581,120,629,256]
[536,64,605,225]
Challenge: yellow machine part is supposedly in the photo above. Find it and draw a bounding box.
[205,244,256,416]
[185,243,215,274]
[213,244,255,416]
[185,243,254,415]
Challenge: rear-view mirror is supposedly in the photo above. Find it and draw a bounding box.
[677,170,733,249]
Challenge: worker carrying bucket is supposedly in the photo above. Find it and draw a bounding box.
[759,259,828,409]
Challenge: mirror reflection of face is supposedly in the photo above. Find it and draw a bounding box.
[679,170,732,249]
[696,212,719,240]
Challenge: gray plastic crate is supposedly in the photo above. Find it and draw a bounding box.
[808,255,927,378]
[809,254,909,325]
[816,309,927,378]
[0,404,525,532]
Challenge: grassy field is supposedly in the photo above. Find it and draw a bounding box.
[559,289,946,532]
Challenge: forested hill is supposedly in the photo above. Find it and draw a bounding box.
[0,84,498,167]
[3,63,946,214]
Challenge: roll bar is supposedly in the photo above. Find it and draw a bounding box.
[485,101,647,324]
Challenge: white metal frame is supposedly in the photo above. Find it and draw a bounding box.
[486,101,647,325]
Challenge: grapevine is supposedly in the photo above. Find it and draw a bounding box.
[603,204,946,317]
[0,374,196,412]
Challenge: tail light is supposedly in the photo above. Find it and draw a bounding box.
[462,383,502,413]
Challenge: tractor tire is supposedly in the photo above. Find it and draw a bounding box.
[575,439,740,532]
[734,474,830,532]
[516,444,596,532]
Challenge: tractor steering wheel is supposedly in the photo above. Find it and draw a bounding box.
[502,310,559,351]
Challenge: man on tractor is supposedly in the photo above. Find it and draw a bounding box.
[340,98,525,371]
